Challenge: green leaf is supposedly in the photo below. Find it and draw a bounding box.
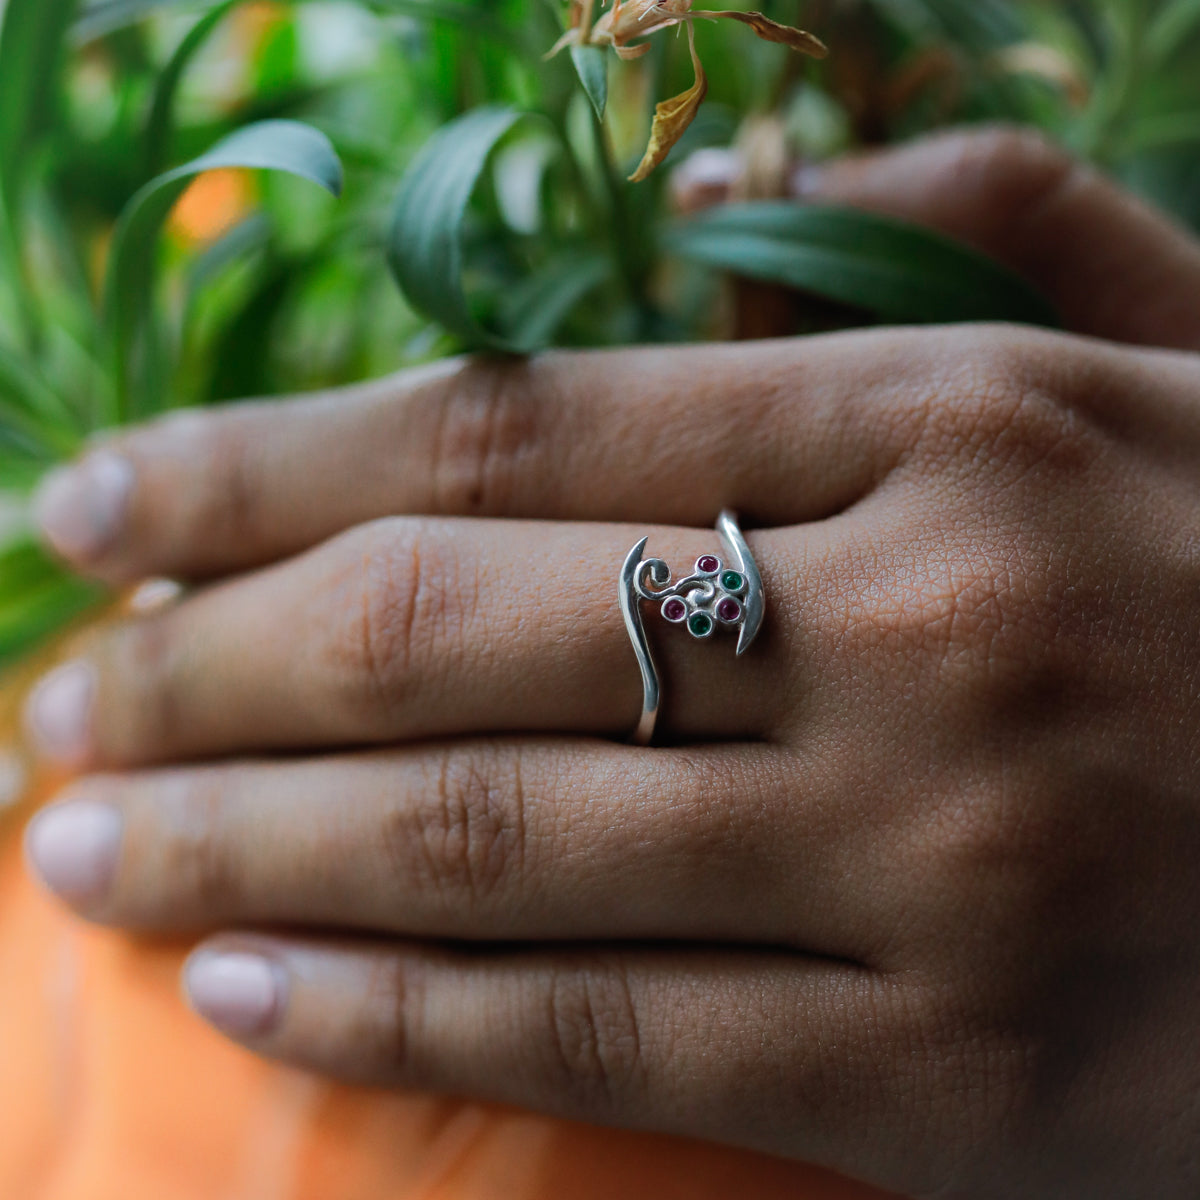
[0,0,78,351]
[1119,111,1200,155]
[389,106,541,353]
[75,0,524,48]
[0,539,104,671]
[570,45,608,121]
[0,0,78,207]
[866,0,1024,51]
[143,0,242,178]
[1147,0,1200,64]
[105,119,344,421]
[369,0,524,48]
[0,345,79,457]
[73,0,185,43]
[663,204,1060,328]
[495,250,612,349]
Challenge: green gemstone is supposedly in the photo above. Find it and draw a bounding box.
[688,613,714,638]
[721,571,745,593]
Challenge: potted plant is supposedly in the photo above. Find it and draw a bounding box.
[3,0,1199,810]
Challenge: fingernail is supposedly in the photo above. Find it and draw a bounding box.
[127,578,183,615]
[790,161,825,198]
[33,450,135,564]
[23,661,96,766]
[24,799,122,905]
[185,951,287,1039]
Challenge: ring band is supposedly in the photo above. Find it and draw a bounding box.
[619,510,765,746]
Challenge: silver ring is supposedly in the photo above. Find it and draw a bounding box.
[619,510,765,746]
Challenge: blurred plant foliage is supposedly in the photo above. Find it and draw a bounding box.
[3,0,1200,670]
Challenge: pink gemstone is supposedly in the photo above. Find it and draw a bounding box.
[697,556,720,574]
[717,598,742,623]
[663,598,687,622]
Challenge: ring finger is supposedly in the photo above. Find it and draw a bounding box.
[23,518,807,769]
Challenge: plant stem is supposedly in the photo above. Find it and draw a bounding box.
[590,107,652,317]
[578,0,597,43]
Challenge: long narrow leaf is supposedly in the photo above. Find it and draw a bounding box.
[76,0,522,47]
[496,250,612,349]
[388,106,532,352]
[866,0,1025,50]
[570,46,608,120]
[73,0,207,43]
[1147,0,1200,64]
[0,347,79,457]
[0,546,104,671]
[143,0,242,178]
[104,119,343,421]
[0,0,78,207]
[664,204,1060,327]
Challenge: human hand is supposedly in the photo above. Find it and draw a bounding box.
[21,130,1200,1199]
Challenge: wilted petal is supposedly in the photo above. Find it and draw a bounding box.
[594,0,692,48]
[610,0,691,41]
[699,11,828,58]
[630,23,707,182]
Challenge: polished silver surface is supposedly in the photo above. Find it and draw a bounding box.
[619,537,661,747]
[717,509,765,656]
[620,510,764,746]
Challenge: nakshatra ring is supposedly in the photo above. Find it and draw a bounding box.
[619,510,765,746]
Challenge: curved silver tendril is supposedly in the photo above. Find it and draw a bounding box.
[717,509,764,656]
[620,511,765,746]
[619,537,660,747]
[635,561,718,606]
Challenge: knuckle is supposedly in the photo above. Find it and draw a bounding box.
[918,333,1084,466]
[545,961,646,1110]
[387,747,527,913]
[103,613,183,759]
[322,520,470,725]
[952,125,1075,203]
[929,782,1064,893]
[427,360,548,514]
[854,532,1059,679]
[366,953,426,1084]
[157,773,244,917]
[895,976,1041,1183]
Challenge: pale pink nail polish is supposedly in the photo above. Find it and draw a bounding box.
[24,800,122,905]
[185,952,287,1038]
[33,450,135,563]
[790,162,826,198]
[23,661,96,766]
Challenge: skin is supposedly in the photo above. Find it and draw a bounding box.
[20,127,1200,1198]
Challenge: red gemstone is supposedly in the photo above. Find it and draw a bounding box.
[717,598,742,623]
[698,556,720,574]
[663,598,687,622]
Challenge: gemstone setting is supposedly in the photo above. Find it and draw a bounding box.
[662,597,687,623]
[636,540,754,645]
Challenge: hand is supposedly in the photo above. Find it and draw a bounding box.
[21,130,1200,1199]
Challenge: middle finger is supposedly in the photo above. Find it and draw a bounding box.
[24,518,798,769]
